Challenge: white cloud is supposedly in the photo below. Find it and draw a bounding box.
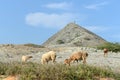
[44,2,72,10]
[25,12,85,28]
[84,1,108,10]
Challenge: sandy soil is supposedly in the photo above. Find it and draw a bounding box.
[0,46,120,73]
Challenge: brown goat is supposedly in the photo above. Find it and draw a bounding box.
[103,48,108,57]
[64,51,88,66]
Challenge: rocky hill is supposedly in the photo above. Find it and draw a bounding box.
[42,23,107,47]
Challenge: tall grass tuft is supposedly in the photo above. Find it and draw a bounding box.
[0,62,119,80]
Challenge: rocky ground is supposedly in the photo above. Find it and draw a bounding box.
[0,44,120,74]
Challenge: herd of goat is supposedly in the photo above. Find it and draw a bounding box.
[2,48,110,80]
[21,48,108,66]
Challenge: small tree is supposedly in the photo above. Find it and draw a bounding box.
[57,40,64,44]
[84,37,91,40]
[97,42,120,52]
[73,41,82,46]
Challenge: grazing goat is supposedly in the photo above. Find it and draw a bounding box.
[103,48,108,57]
[22,55,33,63]
[41,51,56,64]
[64,51,88,66]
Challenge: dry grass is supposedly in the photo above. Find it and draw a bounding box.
[0,62,120,80]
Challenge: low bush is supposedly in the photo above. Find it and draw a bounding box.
[0,62,119,80]
[97,42,120,52]
[57,40,64,44]
[24,43,45,48]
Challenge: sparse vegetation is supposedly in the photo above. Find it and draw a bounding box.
[75,33,80,37]
[97,42,120,52]
[73,41,82,46]
[24,43,45,48]
[57,40,64,44]
[84,37,91,40]
[0,62,120,80]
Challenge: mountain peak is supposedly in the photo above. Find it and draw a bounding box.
[64,22,82,29]
[43,23,107,47]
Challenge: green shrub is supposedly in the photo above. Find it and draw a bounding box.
[73,41,82,46]
[97,42,120,52]
[24,43,45,48]
[84,37,91,40]
[57,40,64,44]
[0,62,119,80]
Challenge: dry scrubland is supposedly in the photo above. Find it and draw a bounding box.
[0,44,120,80]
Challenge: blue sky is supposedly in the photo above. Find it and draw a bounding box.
[0,0,120,44]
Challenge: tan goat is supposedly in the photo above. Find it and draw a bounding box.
[64,51,88,66]
[41,51,56,64]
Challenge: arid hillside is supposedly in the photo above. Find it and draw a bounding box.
[43,23,107,47]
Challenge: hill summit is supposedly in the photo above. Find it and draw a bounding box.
[43,23,107,47]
